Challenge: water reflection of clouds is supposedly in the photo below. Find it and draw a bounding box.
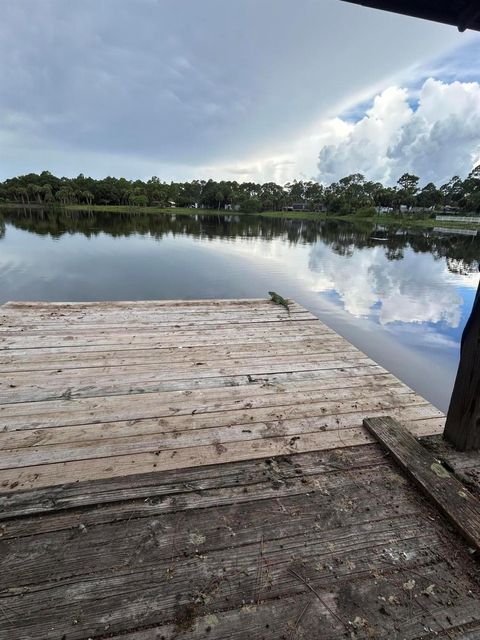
[308,242,478,327]
[211,234,478,330]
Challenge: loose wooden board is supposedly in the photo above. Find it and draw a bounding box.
[364,416,480,550]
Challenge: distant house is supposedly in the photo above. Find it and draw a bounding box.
[282,201,326,212]
[375,206,393,214]
[167,200,176,208]
[282,202,308,211]
[292,202,308,211]
[410,206,434,213]
[396,205,436,214]
[399,204,427,213]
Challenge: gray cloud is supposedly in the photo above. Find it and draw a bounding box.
[0,0,468,179]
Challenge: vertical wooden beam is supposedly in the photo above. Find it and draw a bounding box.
[443,277,480,450]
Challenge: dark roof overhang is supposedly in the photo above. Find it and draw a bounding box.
[340,0,480,32]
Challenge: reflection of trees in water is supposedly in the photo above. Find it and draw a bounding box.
[446,257,479,275]
[385,247,404,261]
[0,214,5,239]
[2,207,479,271]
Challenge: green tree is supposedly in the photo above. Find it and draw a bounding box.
[417,182,442,208]
[15,187,29,205]
[239,196,261,213]
[462,165,480,212]
[397,173,420,192]
[56,186,74,205]
[396,173,419,207]
[42,184,54,203]
[27,183,42,204]
[440,175,464,207]
[132,194,148,206]
[82,190,94,205]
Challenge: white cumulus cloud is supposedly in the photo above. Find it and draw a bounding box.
[317,78,480,185]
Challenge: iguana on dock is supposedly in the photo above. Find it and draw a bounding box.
[268,291,290,315]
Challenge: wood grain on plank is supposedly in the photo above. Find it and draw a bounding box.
[0,410,447,492]
[2,297,276,308]
[0,365,391,423]
[1,390,438,433]
[0,341,354,373]
[0,315,317,337]
[2,470,422,584]
[0,444,391,519]
[0,307,312,323]
[0,368,396,415]
[2,348,367,384]
[0,379,412,439]
[0,360,386,405]
[0,392,428,469]
[0,326,331,350]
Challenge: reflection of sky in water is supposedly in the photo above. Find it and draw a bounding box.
[309,244,462,322]
[214,234,477,343]
[0,216,478,413]
[203,233,479,412]
[307,242,477,350]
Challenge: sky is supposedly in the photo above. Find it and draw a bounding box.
[1,0,480,186]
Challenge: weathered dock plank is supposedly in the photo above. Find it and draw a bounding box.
[1,447,479,640]
[0,298,445,491]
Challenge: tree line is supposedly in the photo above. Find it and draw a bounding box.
[1,168,480,214]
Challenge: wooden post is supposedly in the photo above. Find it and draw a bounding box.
[443,276,480,450]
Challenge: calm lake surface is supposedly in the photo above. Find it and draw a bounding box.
[1,208,479,413]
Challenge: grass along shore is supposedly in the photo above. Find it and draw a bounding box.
[1,201,479,230]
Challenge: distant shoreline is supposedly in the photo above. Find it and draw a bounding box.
[1,201,479,231]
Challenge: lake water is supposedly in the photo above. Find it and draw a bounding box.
[1,208,479,413]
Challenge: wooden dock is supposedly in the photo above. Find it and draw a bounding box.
[1,299,479,639]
